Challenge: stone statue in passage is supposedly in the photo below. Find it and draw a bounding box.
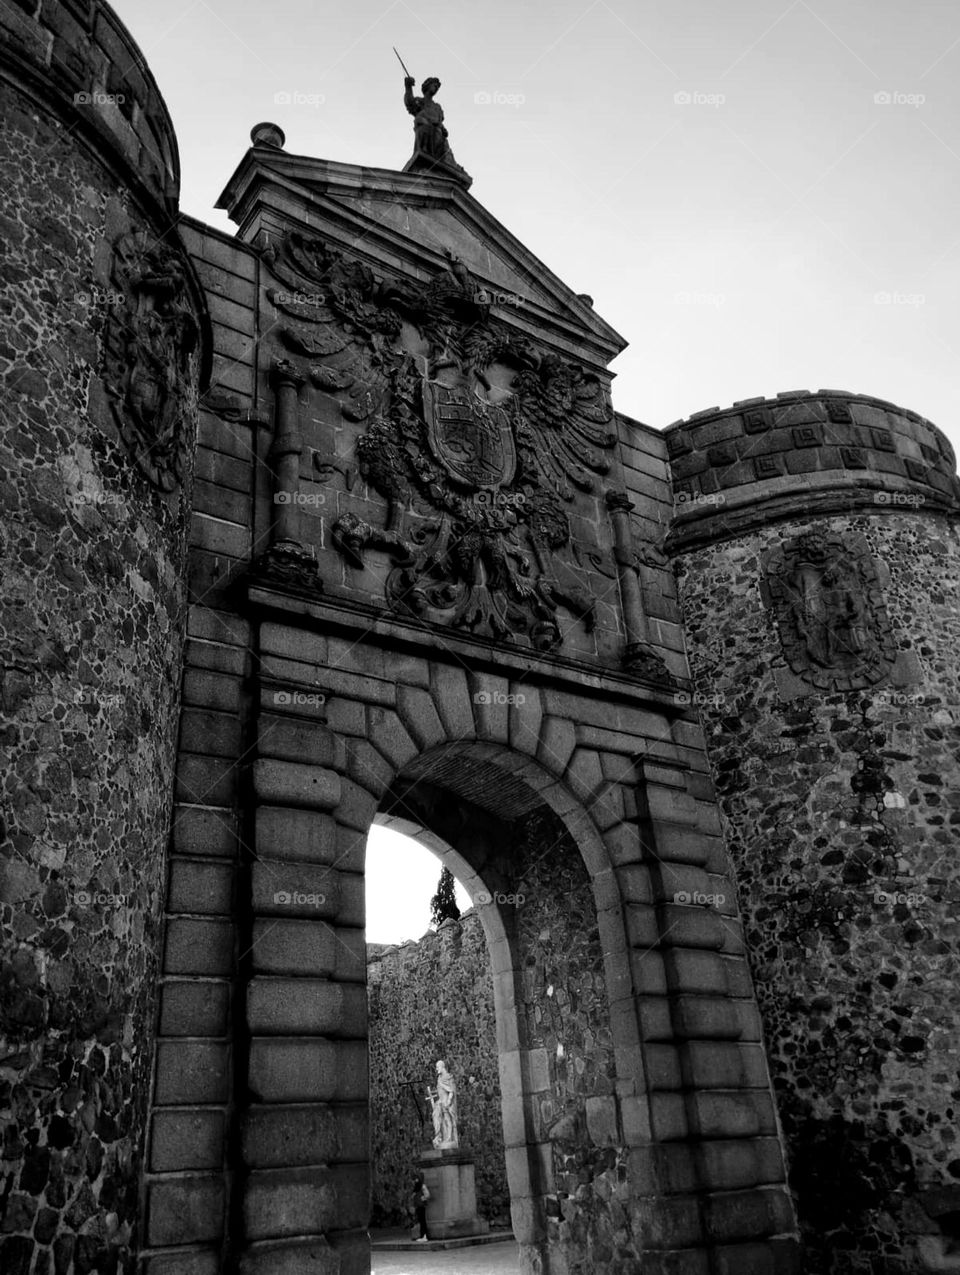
[426,1058,459,1149]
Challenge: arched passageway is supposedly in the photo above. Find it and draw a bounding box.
[143,623,797,1275]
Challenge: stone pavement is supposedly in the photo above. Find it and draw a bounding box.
[371,1238,520,1274]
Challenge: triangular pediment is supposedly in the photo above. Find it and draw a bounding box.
[216,145,626,371]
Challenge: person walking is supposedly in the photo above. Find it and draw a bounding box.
[411,1171,431,1242]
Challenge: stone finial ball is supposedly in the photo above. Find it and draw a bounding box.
[250,122,286,149]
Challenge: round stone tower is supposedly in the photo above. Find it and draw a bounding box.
[665,390,960,1272]
[0,4,208,1272]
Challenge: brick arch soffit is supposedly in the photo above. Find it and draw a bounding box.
[365,740,637,1071]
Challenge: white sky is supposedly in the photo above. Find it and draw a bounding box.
[120,0,960,454]
[366,825,472,944]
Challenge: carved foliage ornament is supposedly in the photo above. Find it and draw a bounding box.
[102,231,199,491]
[264,233,617,650]
[761,531,897,691]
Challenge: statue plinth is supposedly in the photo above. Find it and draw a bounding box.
[417,1147,489,1239]
[402,151,473,188]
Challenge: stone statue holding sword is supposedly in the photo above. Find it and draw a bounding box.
[395,47,472,185]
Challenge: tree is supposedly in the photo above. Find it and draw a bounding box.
[430,866,460,927]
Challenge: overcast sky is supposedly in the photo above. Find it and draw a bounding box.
[113,0,960,939]
[124,0,960,451]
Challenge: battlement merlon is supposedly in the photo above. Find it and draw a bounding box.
[662,389,960,552]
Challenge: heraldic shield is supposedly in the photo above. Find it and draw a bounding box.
[422,379,517,491]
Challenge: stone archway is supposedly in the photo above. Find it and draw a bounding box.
[368,746,634,1268]
[139,608,798,1275]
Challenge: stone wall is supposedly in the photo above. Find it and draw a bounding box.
[0,6,207,1272]
[367,912,509,1227]
[668,391,960,1273]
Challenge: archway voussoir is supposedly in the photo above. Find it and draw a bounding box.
[508,684,544,755]
[585,782,627,832]
[510,1196,546,1248]
[396,683,447,751]
[341,737,393,797]
[332,779,380,833]
[603,821,646,868]
[563,747,604,804]
[536,715,577,774]
[504,753,559,794]
[467,670,511,742]
[365,707,418,770]
[428,663,477,740]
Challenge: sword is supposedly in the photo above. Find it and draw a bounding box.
[393,47,413,79]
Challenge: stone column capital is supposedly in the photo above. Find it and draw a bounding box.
[605,489,635,515]
[270,359,306,391]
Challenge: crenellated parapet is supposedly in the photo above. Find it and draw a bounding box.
[0,0,180,220]
[664,389,960,551]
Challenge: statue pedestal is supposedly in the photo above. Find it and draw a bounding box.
[402,151,473,188]
[418,1148,489,1239]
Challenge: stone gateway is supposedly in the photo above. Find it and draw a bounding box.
[1,4,960,1275]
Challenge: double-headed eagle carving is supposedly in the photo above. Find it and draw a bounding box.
[263,232,617,650]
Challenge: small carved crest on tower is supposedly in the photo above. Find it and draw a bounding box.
[761,531,897,692]
[101,230,199,491]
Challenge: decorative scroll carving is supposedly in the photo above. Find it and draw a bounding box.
[761,532,897,691]
[262,232,618,651]
[102,231,199,490]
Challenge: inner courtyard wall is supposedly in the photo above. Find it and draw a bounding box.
[367,912,510,1228]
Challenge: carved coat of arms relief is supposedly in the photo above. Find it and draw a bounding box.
[102,230,200,491]
[261,232,618,652]
[761,531,898,691]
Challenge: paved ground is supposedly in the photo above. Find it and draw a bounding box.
[371,1239,520,1274]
